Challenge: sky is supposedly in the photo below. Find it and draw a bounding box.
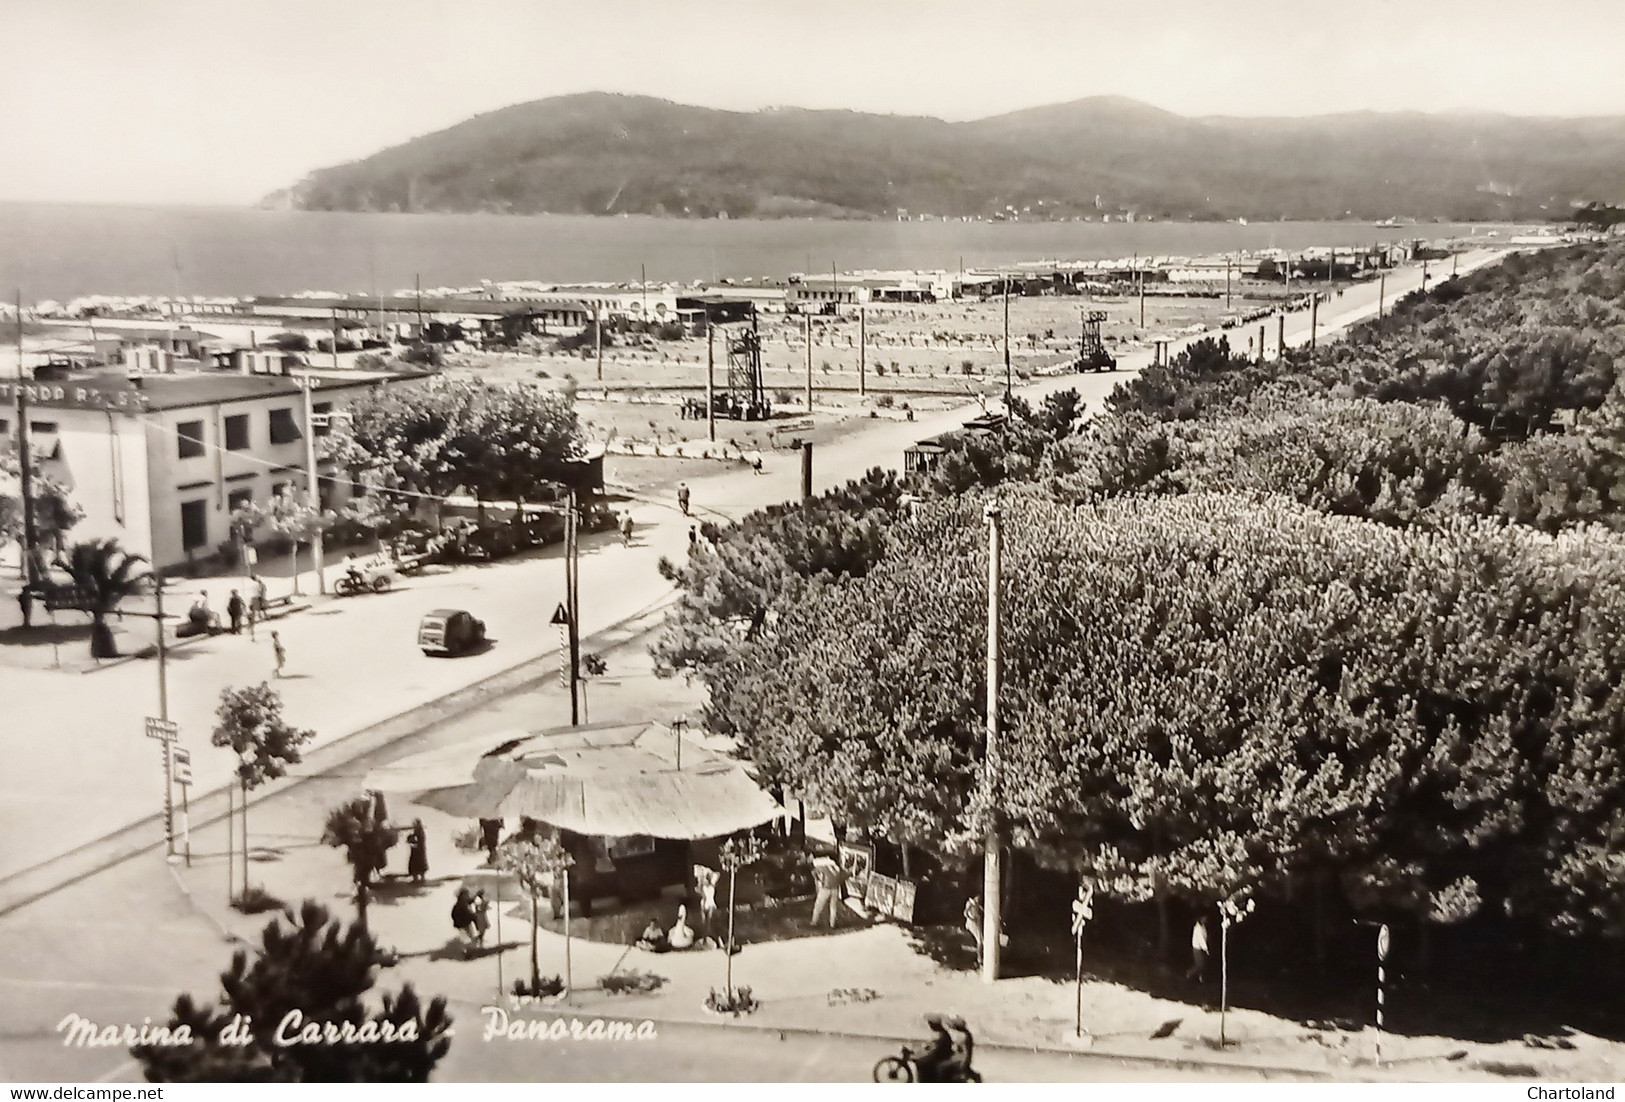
[2,0,1622,207]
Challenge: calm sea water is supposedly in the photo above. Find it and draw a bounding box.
[0,202,1518,301]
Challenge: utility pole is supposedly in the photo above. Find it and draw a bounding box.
[1309,294,1319,354]
[1002,278,1012,407]
[414,273,424,336]
[13,291,39,597]
[858,303,866,397]
[804,309,813,415]
[1225,259,1232,310]
[641,263,648,326]
[300,380,326,595]
[1378,272,1386,318]
[705,319,716,442]
[562,492,580,725]
[330,308,340,372]
[1277,313,1286,360]
[981,502,1003,984]
[800,443,813,502]
[1137,270,1146,329]
[1257,324,1265,365]
[592,304,604,382]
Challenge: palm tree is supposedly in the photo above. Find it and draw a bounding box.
[63,538,149,658]
[321,796,400,929]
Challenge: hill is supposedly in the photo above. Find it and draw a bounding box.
[272,93,1625,221]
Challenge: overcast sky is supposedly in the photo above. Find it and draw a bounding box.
[2,0,1620,206]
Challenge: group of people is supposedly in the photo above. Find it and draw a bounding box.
[909,1013,977,1083]
[451,887,492,953]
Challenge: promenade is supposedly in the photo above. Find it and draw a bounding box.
[0,249,1502,893]
[7,249,1593,1086]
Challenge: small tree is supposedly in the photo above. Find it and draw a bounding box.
[213,684,313,900]
[61,538,149,658]
[718,833,765,1000]
[255,490,331,596]
[322,797,400,929]
[494,835,574,995]
[130,900,452,1082]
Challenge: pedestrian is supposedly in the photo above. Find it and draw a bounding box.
[251,574,268,619]
[17,586,33,630]
[810,853,843,929]
[406,819,429,883]
[964,895,983,962]
[694,864,720,935]
[479,818,502,864]
[226,589,245,634]
[270,630,286,678]
[1186,917,1209,981]
[677,482,690,516]
[451,888,475,953]
[620,513,634,545]
[751,452,764,475]
[471,890,491,948]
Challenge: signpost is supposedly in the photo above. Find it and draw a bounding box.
[171,746,193,867]
[145,717,179,860]
[1072,882,1094,1038]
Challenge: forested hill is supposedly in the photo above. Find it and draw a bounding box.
[270,93,1625,221]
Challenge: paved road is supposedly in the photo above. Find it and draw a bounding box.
[0,248,1509,894]
[431,1012,1300,1082]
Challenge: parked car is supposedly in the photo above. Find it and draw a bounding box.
[418,608,487,656]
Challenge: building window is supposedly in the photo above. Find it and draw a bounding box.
[0,419,8,436]
[224,414,250,451]
[29,421,58,434]
[312,401,332,437]
[177,420,206,459]
[180,499,209,552]
[268,406,300,446]
[227,488,254,515]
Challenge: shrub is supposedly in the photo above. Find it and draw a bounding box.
[231,885,287,915]
[512,975,565,998]
[704,986,759,1015]
[599,971,667,996]
[876,395,896,409]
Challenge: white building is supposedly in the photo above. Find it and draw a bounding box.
[1,371,411,572]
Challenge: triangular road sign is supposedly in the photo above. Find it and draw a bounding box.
[550,603,570,625]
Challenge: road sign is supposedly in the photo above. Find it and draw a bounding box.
[145,718,179,742]
[1377,923,1391,963]
[172,746,192,787]
[550,603,570,626]
[1071,885,1094,936]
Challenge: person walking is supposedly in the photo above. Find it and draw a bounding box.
[270,630,286,679]
[619,513,634,545]
[1186,916,1209,982]
[17,586,33,630]
[406,819,429,884]
[479,818,502,865]
[676,482,690,516]
[810,853,843,929]
[471,890,491,948]
[451,888,476,954]
[226,589,245,635]
[251,574,268,619]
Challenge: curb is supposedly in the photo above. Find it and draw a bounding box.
[438,995,1342,1080]
[0,590,679,918]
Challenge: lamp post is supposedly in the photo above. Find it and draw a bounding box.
[981,502,1003,983]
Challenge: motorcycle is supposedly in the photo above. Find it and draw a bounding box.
[871,1046,981,1083]
[334,563,395,597]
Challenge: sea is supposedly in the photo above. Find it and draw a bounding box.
[0,201,1526,302]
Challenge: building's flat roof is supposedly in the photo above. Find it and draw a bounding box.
[250,294,591,318]
[132,370,418,411]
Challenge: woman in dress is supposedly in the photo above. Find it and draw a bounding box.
[406,819,429,883]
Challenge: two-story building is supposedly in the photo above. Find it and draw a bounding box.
[1,370,413,573]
